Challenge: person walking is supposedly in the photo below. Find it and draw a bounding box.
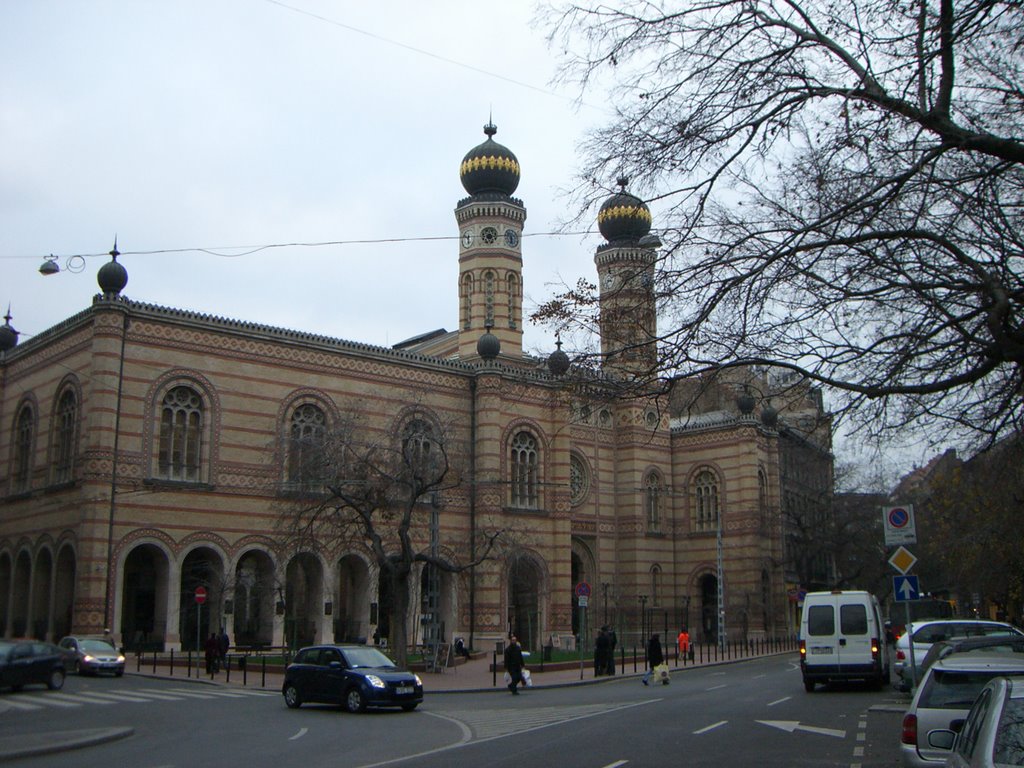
[641,632,665,686]
[503,634,526,694]
[218,627,230,670]
[204,632,219,675]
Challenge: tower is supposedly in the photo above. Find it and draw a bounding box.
[455,123,526,360]
[594,178,658,377]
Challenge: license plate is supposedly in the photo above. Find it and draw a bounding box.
[810,647,833,655]
[396,686,413,695]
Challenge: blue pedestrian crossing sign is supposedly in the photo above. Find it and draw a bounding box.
[894,574,920,602]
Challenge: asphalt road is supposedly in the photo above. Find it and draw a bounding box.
[0,655,909,767]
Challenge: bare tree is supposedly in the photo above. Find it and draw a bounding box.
[276,413,503,669]
[541,0,1024,447]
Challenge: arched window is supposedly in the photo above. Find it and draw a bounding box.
[288,403,326,491]
[484,271,495,327]
[510,431,539,509]
[569,453,588,506]
[645,471,661,532]
[461,273,473,330]
[12,404,33,492]
[53,388,78,484]
[158,386,203,482]
[507,272,519,329]
[693,468,719,533]
[651,565,663,607]
[402,417,442,490]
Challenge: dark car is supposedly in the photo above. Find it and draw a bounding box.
[0,640,66,692]
[282,645,423,713]
[58,636,126,676]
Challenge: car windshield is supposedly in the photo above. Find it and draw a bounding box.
[994,698,1024,765]
[341,648,397,669]
[920,670,1017,709]
[79,640,116,653]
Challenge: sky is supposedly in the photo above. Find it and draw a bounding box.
[2,0,610,356]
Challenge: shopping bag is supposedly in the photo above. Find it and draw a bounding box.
[503,671,511,684]
[523,669,533,687]
[656,663,670,682]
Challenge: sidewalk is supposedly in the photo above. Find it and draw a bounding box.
[126,645,797,694]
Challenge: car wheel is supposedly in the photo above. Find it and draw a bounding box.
[401,702,418,712]
[47,669,66,691]
[72,659,82,675]
[345,687,366,713]
[803,678,815,693]
[283,683,302,709]
[115,669,124,678]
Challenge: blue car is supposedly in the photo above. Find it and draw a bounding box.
[282,645,423,713]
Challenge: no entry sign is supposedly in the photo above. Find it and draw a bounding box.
[194,586,207,605]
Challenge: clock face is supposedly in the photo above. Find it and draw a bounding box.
[481,226,498,244]
[461,230,474,248]
[504,229,519,247]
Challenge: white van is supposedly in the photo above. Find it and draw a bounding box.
[799,590,890,692]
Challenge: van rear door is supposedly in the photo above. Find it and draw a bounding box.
[804,598,839,669]
[838,602,872,668]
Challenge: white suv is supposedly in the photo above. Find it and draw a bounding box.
[894,620,1022,688]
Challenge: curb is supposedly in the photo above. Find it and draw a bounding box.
[0,727,134,761]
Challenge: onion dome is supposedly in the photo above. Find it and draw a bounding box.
[761,402,778,428]
[460,122,520,197]
[97,243,128,296]
[0,307,18,353]
[547,338,570,376]
[736,389,756,415]
[477,329,501,360]
[597,177,652,244]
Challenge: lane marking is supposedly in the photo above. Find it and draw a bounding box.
[289,727,308,741]
[602,762,629,767]
[693,720,728,734]
[757,720,846,738]
[706,684,727,691]
[767,696,790,707]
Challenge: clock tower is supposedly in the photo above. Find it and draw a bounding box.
[455,123,525,360]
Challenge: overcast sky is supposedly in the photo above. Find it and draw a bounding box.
[2,0,614,355]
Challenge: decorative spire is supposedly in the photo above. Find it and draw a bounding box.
[0,305,19,353]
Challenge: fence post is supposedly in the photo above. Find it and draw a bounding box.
[261,655,267,688]
[492,651,497,687]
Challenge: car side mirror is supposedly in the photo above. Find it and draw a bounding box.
[928,730,956,751]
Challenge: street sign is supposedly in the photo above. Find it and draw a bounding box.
[888,546,917,575]
[574,582,591,598]
[577,595,589,607]
[882,505,917,546]
[194,586,207,605]
[894,575,920,602]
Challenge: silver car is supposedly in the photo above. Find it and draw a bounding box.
[894,620,1022,687]
[900,653,1024,767]
[939,676,1024,767]
[58,636,125,676]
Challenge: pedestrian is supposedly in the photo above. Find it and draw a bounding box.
[605,626,617,675]
[218,627,230,669]
[503,634,526,694]
[641,632,666,686]
[594,627,609,676]
[204,632,219,674]
[677,627,690,660]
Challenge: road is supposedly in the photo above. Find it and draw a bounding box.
[0,655,907,767]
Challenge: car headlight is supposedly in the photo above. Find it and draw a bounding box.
[83,655,95,663]
[365,675,386,689]
[414,674,423,686]
[116,655,125,663]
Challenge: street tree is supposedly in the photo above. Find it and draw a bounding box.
[275,411,504,669]
[541,0,1024,446]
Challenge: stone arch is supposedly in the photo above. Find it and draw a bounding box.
[335,551,372,644]
[697,571,720,645]
[53,541,76,640]
[0,550,11,636]
[284,551,327,649]
[506,549,549,653]
[179,544,227,652]
[120,541,172,651]
[11,548,31,636]
[231,547,277,647]
[31,545,54,639]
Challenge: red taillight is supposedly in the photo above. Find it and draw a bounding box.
[871,638,880,658]
[896,649,906,661]
[902,713,918,745]
[799,640,806,658]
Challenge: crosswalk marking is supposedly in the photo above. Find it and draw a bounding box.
[0,685,275,714]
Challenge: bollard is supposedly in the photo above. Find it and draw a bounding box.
[492,651,497,688]
[187,650,192,678]
[241,654,248,687]
[169,649,174,676]
[261,655,267,687]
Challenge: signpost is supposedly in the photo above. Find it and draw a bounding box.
[883,505,917,546]
[887,545,921,688]
[575,583,591,651]
[194,586,207,670]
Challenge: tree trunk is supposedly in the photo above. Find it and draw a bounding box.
[389,568,411,669]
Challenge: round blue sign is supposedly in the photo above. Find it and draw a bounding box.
[888,507,910,528]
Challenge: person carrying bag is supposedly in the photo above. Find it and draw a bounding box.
[641,633,668,685]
